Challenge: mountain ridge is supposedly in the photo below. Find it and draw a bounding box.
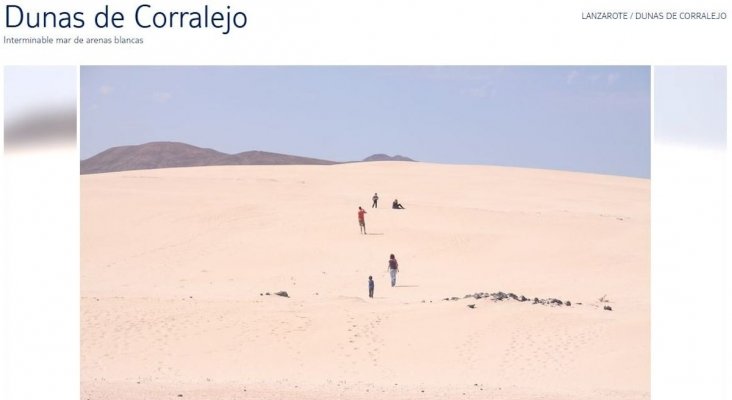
[81,142,415,174]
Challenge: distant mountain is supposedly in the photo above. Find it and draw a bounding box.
[362,153,416,162]
[226,150,337,166]
[81,142,337,174]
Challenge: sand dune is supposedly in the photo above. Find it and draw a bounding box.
[81,162,649,399]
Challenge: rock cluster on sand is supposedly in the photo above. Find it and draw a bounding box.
[443,291,576,308]
[261,291,290,298]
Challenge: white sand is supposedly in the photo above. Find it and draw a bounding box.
[81,162,649,399]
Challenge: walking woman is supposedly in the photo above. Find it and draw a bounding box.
[387,253,399,287]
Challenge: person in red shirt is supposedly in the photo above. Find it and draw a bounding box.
[358,206,367,234]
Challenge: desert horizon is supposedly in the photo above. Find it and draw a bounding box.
[79,141,417,175]
[81,161,649,399]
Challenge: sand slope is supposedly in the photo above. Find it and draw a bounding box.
[81,162,649,399]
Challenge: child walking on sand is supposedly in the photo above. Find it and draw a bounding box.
[368,276,374,298]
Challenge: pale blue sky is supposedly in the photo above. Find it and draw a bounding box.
[5,66,77,120]
[81,66,650,177]
[655,66,726,149]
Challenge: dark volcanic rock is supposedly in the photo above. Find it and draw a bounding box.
[275,291,289,298]
[604,305,613,311]
[548,298,563,306]
[438,290,586,311]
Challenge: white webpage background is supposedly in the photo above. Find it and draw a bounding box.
[0,1,730,400]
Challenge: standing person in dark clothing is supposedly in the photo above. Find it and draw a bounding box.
[358,206,367,234]
[368,276,374,298]
[372,193,379,208]
[387,254,399,287]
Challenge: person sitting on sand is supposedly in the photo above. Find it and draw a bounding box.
[368,276,374,298]
[387,254,399,287]
[392,199,405,209]
[358,206,367,234]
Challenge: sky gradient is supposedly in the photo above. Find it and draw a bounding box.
[81,66,650,177]
[655,66,726,150]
